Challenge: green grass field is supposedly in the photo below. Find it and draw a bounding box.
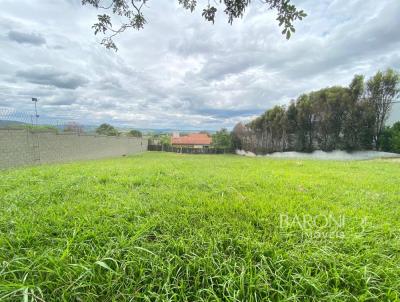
[1,152,400,301]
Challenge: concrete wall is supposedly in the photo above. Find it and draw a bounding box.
[0,129,147,169]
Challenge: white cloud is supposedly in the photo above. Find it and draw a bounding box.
[0,0,399,129]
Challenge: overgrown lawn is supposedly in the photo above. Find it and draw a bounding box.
[1,152,399,301]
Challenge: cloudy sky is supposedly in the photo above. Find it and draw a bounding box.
[0,0,399,130]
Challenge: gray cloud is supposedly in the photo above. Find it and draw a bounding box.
[0,0,399,129]
[194,108,262,118]
[16,67,88,90]
[46,96,76,106]
[8,30,46,46]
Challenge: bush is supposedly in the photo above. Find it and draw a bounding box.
[96,123,119,136]
[379,122,400,153]
[128,129,142,137]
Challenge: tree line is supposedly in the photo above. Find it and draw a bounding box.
[95,123,142,137]
[231,69,400,154]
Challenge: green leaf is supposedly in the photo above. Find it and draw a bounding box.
[95,260,113,271]
[23,288,28,302]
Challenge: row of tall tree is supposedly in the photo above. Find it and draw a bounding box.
[232,69,400,153]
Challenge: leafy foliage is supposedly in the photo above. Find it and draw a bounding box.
[234,69,400,153]
[148,133,172,146]
[366,69,400,148]
[81,0,306,50]
[379,122,400,153]
[212,128,232,150]
[95,123,119,136]
[128,129,142,137]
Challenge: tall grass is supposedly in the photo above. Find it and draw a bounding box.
[0,153,399,301]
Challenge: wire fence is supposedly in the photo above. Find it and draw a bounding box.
[0,107,147,169]
[0,107,34,127]
[0,107,91,135]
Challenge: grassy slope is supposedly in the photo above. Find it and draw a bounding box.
[0,152,399,301]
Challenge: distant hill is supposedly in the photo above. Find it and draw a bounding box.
[0,120,217,135]
[0,120,28,128]
[131,128,217,135]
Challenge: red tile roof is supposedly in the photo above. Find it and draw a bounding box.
[171,133,212,145]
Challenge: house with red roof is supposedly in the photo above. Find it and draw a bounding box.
[171,133,212,149]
